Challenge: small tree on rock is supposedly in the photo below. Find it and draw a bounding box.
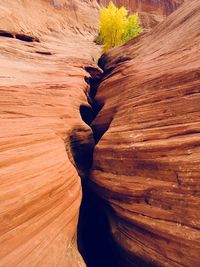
[98,2,142,52]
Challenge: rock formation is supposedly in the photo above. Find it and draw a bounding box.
[0,0,99,38]
[91,0,200,266]
[1,0,199,266]
[97,0,184,29]
[0,0,100,266]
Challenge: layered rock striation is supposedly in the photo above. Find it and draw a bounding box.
[91,0,200,266]
[1,0,199,266]
[0,0,100,266]
[0,0,99,39]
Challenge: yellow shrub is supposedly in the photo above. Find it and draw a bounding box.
[99,2,142,52]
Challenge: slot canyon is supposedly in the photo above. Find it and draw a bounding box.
[0,0,200,267]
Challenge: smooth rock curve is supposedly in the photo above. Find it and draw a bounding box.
[91,0,200,266]
[0,1,99,266]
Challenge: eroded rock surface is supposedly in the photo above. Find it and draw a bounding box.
[0,1,100,266]
[91,0,200,266]
[0,0,99,38]
[98,0,184,29]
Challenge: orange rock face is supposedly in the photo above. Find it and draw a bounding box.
[97,0,184,29]
[0,0,99,38]
[91,0,200,266]
[98,0,183,15]
[0,0,99,266]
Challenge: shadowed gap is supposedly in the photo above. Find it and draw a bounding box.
[75,66,120,266]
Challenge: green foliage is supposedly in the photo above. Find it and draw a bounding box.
[94,33,103,45]
[98,1,142,52]
[123,13,142,42]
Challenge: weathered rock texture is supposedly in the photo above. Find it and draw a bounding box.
[0,0,99,266]
[98,0,184,29]
[0,0,99,38]
[91,0,200,266]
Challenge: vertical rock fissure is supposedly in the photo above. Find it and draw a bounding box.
[70,65,119,267]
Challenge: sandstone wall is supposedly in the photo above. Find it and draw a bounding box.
[0,0,99,38]
[0,1,99,266]
[91,0,200,265]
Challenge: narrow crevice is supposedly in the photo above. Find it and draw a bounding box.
[83,66,106,124]
[83,65,112,144]
[0,30,14,38]
[79,105,94,126]
[78,184,120,267]
[0,29,40,42]
[66,64,121,266]
[15,34,40,42]
[66,66,103,179]
[85,66,102,99]
[92,114,114,144]
[68,127,94,179]
[36,51,52,55]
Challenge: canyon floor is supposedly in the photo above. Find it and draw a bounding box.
[0,0,200,267]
